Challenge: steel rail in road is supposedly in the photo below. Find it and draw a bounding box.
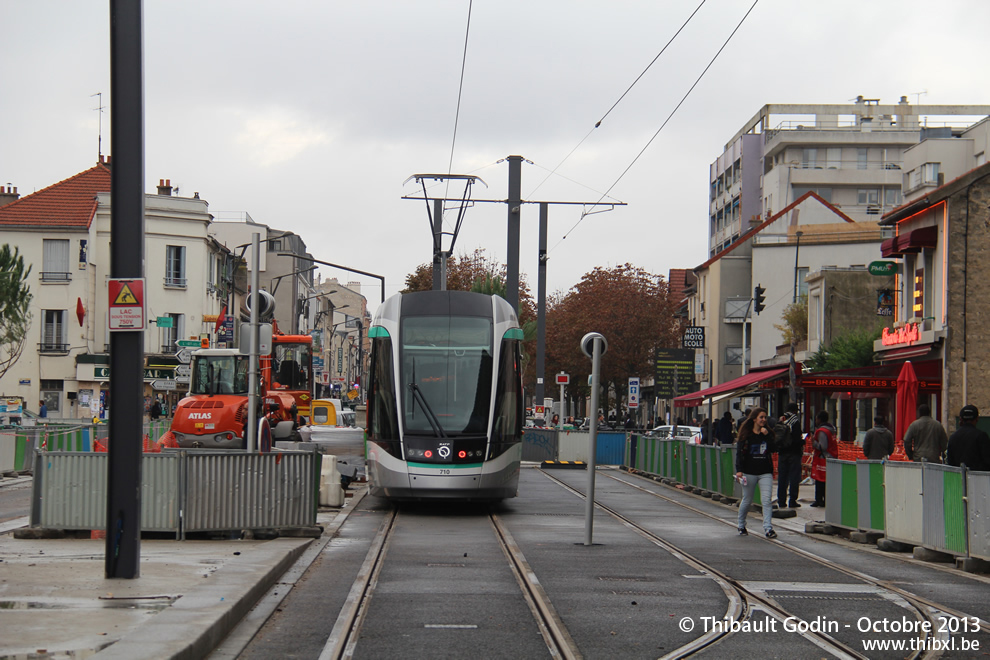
[319,506,583,660]
[605,469,990,641]
[540,469,884,660]
[490,512,582,660]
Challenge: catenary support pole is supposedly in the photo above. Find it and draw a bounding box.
[535,202,548,403]
[505,155,523,312]
[106,0,145,579]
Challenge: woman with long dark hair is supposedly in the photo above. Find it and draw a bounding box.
[734,407,777,539]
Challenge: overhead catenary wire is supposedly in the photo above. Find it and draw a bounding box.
[527,0,707,200]
[442,0,474,228]
[551,0,760,253]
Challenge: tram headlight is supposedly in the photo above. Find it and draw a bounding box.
[458,450,466,458]
[424,450,433,458]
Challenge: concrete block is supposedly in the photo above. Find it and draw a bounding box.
[913,547,955,563]
[876,538,913,552]
[955,557,990,574]
[805,522,827,534]
[13,527,67,540]
[771,508,797,519]
[849,531,884,544]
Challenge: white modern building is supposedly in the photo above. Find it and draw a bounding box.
[709,98,990,259]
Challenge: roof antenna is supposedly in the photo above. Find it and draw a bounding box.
[90,92,105,161]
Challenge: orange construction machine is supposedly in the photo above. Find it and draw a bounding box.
[161,292,313,450]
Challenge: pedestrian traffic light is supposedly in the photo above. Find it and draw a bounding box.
[753,285,766,315]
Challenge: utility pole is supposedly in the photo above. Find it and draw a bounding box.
[505,155,523,312]
[535,203,548,403]
[106,0,144,580]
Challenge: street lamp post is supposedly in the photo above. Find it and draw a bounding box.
[793,230,803,303]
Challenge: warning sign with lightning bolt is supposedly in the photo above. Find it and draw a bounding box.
[108,278,147,331]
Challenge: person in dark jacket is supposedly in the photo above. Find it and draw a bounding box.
[946,405,990,471]
[735,407,776,539]
[862,415,894,460]
[776,402,804,509]
[716,412,735,444]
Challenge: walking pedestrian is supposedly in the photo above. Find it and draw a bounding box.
[903,404,947,463]
[862,415,894,460]
[38,400,48,418]
[717,411,735,444]
[946,405,990,471]
[735,407,777,539]
[810,410,837,507]
[775,402,803,508]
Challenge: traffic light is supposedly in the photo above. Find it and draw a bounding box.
[753,285,767,315]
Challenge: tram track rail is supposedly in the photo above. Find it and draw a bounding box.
[604,469,990,637]
[319,505,584,660]
[539,468,962,660]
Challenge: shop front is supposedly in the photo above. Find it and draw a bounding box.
[799,359,942,446]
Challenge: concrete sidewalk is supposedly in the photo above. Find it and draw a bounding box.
[0,470,358,660]
[0,534,311,659]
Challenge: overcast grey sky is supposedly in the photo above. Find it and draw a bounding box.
[4,1,990,314]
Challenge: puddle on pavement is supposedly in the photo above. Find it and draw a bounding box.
[0,596,176,611]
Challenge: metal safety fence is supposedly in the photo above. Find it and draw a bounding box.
[626,435,741,499]
[824,458,990,560]
[30,448,320,538]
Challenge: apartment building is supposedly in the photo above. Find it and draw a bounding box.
[708,98,990,260]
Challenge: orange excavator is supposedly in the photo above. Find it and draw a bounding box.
[160,291,313,450]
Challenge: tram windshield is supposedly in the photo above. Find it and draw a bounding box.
[401,315,493,436]
[190,354,251,395]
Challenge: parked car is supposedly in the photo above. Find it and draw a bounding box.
[649,425,703,443]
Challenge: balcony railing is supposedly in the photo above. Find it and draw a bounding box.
[164,277,187,288]
[40,272,71,282]
[39,342,70,354]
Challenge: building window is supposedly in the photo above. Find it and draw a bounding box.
[796,267,809,299]
[802,148,819,169]
[41,380,63,415]
[165,246,186,287]
[267,239,282,252]
[42,239,71,282]
[857,148,868,170]
[858,189,880,205]
[725,346,745,366]
[41,310,68,352]
[826,148,841,169]
[160,313,184,353]
[921,162,941,185]
[884,189,900,207]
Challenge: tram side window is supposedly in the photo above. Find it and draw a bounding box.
[492,338,522,450]
[369,336,400,442]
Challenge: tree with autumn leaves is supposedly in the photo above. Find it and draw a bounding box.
[402,252,679,419]
[546,264,679,420]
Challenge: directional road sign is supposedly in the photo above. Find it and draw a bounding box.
[175,348,193,364]
[177,340,201,347]
[151,379,177,391]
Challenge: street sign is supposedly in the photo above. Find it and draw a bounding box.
[628,377,640,408]
[683,326,705,349]
[175,348,193,364]
[556,372,570,385]
[175,364,192,377]
[108,278,147,331]
[151,379,177,391]
[177,339,200,347]
[175,376,190,384]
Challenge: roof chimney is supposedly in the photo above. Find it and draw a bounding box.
[0,185,19,208]
[157,179,173,196]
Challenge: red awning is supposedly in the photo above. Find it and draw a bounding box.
[894,225,937,254]
[673,366,789,408]
[880,236,901,258]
